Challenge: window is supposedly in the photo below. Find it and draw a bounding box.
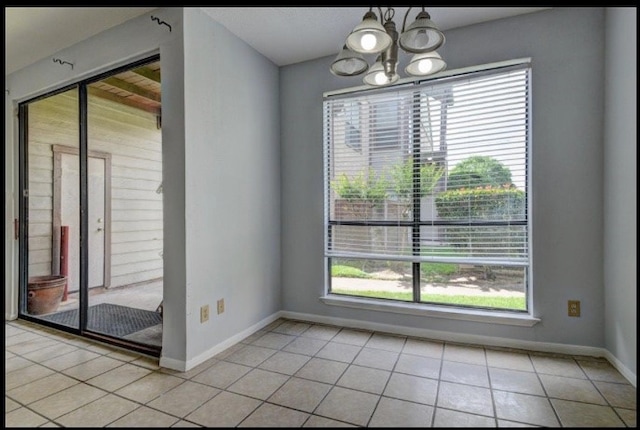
[323,61,530,313]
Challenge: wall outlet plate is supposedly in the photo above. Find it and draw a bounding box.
[568,300,580,317]
[200,304,210,322]
[217,299,224,314]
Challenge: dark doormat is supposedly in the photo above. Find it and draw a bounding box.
[39,303,162,337]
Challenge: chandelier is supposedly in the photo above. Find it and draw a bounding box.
[330,7,446,86]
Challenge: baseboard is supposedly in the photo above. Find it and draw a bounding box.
[280,310,636,387]
[160,311,285,372]
[603,349,637,388]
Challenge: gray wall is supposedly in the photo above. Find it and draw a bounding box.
[5,74,17,319]
[182,9,281,363]
[158,14,188,365]
[603,8,637,375]
[281,8,609,347]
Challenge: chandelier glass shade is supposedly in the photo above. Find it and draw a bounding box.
[345,11,393,54]
[405,51,446,76]
[330,45,370,76]
[330,7,447,86]
[398,10,445,53]
[363,56,400,86]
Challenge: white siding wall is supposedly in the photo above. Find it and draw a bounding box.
[27,90,163,289]
[28,91,78,278]
[88,94,163,288]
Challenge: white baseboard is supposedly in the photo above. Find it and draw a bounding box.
[280,310,636,387]
[603,349,637,388]
[160,311,284,372]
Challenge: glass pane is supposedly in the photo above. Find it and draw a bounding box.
[328,96,413,222]
[86,60,163,348]
[329,225,412,258]
[330,258,413,302]
[420,264,527,311]
[420,225,528,261]
[26,88,80,328]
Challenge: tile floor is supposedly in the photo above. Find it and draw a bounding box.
[5,317,637,427]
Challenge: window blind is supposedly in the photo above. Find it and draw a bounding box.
[323,63,530,267]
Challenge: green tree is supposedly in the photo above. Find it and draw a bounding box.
[331,169,388,203]
[390,157,444,200]
[447,155,512,189]
[331,169,389,219]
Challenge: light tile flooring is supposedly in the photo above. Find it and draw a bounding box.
[5,317,637,427]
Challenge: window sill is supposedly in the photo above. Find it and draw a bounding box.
[319,294,540,327]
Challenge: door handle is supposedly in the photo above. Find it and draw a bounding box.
[97,227,103,232]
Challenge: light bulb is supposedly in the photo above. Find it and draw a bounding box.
[341,59,358,75]
[374,72,388,85]
[360,33,377,51]
[413,30,429,48]
[418,59,433,74]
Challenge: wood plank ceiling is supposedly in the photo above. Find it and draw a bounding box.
[88,61,161,115]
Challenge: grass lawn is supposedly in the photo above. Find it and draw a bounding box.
[331,260,526,311]
[330,288,526,311]
[331,265,370,278]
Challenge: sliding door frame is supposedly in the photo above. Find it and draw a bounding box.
[17,54,162,357]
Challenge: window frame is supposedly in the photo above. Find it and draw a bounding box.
[322,58,536,324]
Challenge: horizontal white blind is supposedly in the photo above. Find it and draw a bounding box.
[323,64,530,265]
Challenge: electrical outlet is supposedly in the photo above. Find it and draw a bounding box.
[200,305,210,323]
[217,298,225,314]
[568,300,580,317]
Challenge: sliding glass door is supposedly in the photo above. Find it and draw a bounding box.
[18,56,163,356]
[21,88,81,330]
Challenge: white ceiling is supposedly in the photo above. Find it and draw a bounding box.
[5,7,551,75]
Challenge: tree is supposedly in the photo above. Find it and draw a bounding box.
[447,155,512,189]
[390,157,444,200]
[331,169,388,203]
[331,169,389,219]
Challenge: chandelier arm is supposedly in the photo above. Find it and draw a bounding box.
[402,7,412,33]
[376,6,384,24]
[383,7,395,22]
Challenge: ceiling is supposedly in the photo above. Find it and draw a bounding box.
[88,60,162,115]
[5,7,551,76]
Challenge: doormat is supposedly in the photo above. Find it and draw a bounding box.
[39,303,162,337]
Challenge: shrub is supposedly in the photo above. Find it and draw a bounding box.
[390,157,444,199]
[435,185,525,220]
[331,168,388,204]
[435,185,526,258]
[447,155,512,190]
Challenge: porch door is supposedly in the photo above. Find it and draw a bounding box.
[60,153,106,290]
